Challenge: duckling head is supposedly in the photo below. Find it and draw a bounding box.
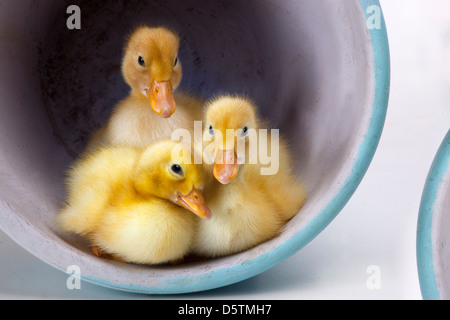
[204,95,258,185]
[122,26,182,118]
[133,140,211,219]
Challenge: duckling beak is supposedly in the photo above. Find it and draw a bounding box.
[213,149,239,185]
[176,188,212,220]
[148,81,176,118]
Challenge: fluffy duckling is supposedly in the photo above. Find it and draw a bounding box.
[192,95,306,258]
[88,26,204,150]
[57,140,211,265]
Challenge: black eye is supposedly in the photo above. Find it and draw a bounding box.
[174,57,178,67]
[171,164,183,175]
[209,125,214,136]
[242,126,248,135]
[138,56,146,67]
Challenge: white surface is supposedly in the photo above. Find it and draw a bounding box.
[1,0,450,300]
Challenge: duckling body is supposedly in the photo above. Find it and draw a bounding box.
[58,140,211,265]
[197,176,281,257]
[192,96,306,258]
[104,91,203,148]
[87,192,197,264]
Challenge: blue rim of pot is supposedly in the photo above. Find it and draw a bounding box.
[417,130,450,300]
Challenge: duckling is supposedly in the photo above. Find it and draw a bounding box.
[87,26,204,150]
[192,95,306,258]
[57,139,211,265]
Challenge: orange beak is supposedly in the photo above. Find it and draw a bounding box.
[176,188,212,220]
[148,81,176,118]
[213,149,239,185]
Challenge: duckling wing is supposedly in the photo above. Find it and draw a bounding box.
[57,147,138,235]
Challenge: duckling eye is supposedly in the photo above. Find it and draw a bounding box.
[138,56,146,67]
[171,164,183,175]
[242,126,249,136]
[209,125,214,136]
[174,57,178,68]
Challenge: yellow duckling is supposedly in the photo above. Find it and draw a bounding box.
[192,95,306,258]
[57,140,211,265]
[87,26,204,150]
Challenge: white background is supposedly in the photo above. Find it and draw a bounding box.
[1,0,449,299]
